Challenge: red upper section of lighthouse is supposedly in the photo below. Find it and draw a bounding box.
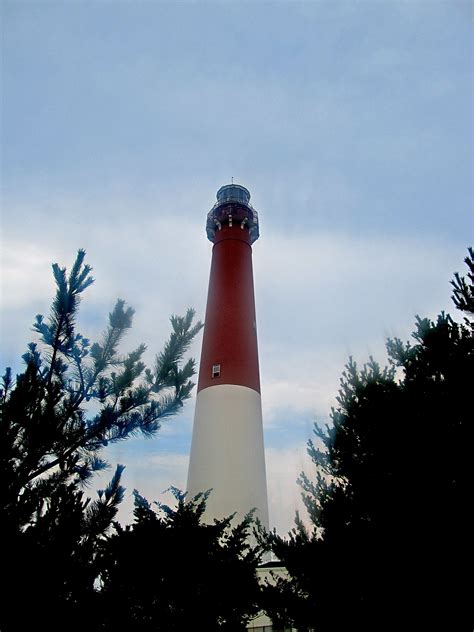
[197,184,261,393]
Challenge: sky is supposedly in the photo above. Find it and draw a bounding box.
[1,0,472,534]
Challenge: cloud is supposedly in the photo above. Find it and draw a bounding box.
[0,242,58,309]
[2,188,466,539]
[2,187,461,412]
[255,229,459,425]
[93,451,190,527]
[265,446,315,535]
[0,191,209,369]
[94,444,316,536]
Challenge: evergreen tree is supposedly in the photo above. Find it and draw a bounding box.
[95,489,262,631]
[263,248,473,631]
[0,250,202,630]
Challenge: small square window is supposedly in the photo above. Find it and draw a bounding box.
[212,364,221,378]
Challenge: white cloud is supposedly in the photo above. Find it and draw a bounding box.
[93,451,190,527]
[95,445,316,536]
[4,215,454,417]
[255,229,458,423]
[0,242,58,309]
[265,446,315,535]
[2,189,465,539]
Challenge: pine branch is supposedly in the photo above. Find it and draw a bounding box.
[451,247,474,315]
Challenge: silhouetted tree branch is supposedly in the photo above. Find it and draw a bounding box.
[0,250,203,631]
[262,247,473,631]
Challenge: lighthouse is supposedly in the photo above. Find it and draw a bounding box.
[187,184,269,529]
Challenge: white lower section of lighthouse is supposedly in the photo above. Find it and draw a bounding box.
[187,384,269,530]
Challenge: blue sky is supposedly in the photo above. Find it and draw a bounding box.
[1,0,472,533]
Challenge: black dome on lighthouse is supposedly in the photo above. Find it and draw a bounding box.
[216,183,251,206]
[207,183,259,244]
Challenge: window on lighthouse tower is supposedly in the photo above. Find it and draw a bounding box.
[212,364,221,378]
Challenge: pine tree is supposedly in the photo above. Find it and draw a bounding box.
[263,248,473,631]
[95,489,262,631]
[0,250,202,630]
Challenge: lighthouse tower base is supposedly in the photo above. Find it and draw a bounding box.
[187,383,269,530]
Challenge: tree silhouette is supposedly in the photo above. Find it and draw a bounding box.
[263,248,473,631]
[96,489,262,631]
[0,250,202,631]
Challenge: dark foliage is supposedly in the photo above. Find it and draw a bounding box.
[0,250,203,631]
[96,489,262,631]
[262,248,473,631]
